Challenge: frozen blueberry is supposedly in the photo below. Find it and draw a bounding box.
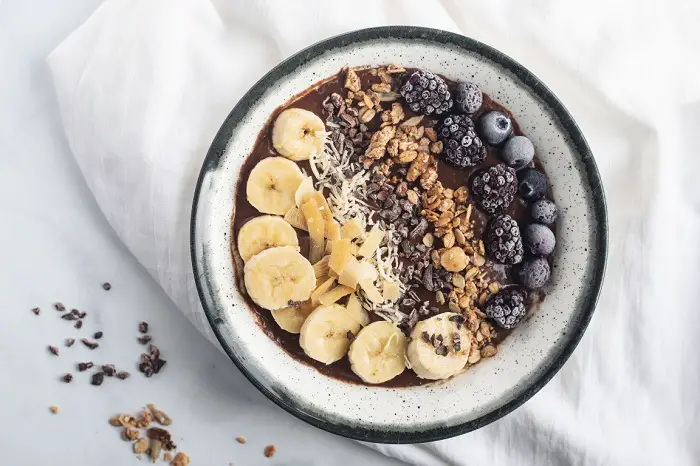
[518,257,551,289]
[518,168,548,200]
[454,81,483,114]
[479,111,512,145]
[523,224,556,256]
[531,199,558,224]
[501,136,534,169]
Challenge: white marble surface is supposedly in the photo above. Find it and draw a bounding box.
[0,1,405,464]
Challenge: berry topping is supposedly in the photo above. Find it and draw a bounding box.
[438,115,486,167]
[531,199,558,224]
[470,164,517,214]
[484,286,528,329]
[454,81,483,114]
[400,70,453,116]
[518,257,551,289]
[523,224,556,256]
[501,135,534,169]
[486,214,524,265]
[518,168,548,201]
[479,111,513,145]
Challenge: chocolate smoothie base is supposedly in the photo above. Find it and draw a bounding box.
[231,68,552,388]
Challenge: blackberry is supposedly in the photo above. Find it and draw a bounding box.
[486,214,524,265]
[484,286,528,329]
[400,70,453,116]
[438,115,487,167]
[470,164,517,214]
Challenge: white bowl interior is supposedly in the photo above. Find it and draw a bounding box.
[194,38,598,433]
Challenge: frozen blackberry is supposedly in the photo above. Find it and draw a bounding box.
[438,115,486,167]
[400,70,453,116]
[486,214,524,265]
[484,286,528,329]
[454,81,483,114]
[470,164,517,214]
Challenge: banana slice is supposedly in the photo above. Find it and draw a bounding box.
[272,108,326,161]
[237,215,299,262]
[349,321,407,384]
[406,312,472,380]
[244,246,316,311]
[272,300,315,334]
[246,157,304,215]
[299,304,361,364]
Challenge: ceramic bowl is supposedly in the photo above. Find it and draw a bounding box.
[191,26,607,443]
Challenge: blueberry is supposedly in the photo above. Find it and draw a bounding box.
[479,111,512,145]
[518,257,551,289]
[523,224,556,256]
[518,168,548,200]
[454,81,483,114]
[501,136,534,169]
[531,199,558,224]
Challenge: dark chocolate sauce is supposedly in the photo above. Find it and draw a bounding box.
[231,68,551,387]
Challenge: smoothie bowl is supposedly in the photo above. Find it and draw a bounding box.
[191,26,607,443]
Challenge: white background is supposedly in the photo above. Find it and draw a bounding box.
[0,1,403,464]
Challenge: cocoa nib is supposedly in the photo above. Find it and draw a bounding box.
[102,282,111,291]
[54,302,66,312]
[62,373,73,383]
[81,338,99,350]
[74,321,83,329]
[31,307,40,315]
[48,345,59,356]
[137,335,152,345]
[65,338,75,347]
[138,321,149,334]
[102,364,116,377]
[116,371,130,380]
[91,372,105,386]
[61,311,79,321]
[346,330,355,341]
[93,331,103,340]
[139,344,166,378]
[77,362,94,372]
[409,218,429,241]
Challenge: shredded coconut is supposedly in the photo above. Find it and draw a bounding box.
[310,131,408,323]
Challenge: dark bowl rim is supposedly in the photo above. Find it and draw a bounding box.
[190,25,608,444]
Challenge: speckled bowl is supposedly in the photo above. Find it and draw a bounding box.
[191,27,607,443]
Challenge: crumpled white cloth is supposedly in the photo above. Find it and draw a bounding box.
[48,0,700,464]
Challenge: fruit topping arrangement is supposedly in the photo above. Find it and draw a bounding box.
[234,65,558,386]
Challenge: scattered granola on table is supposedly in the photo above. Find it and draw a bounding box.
[108,404,187,463]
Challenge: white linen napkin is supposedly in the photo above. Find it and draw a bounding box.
[48,0,700,464]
